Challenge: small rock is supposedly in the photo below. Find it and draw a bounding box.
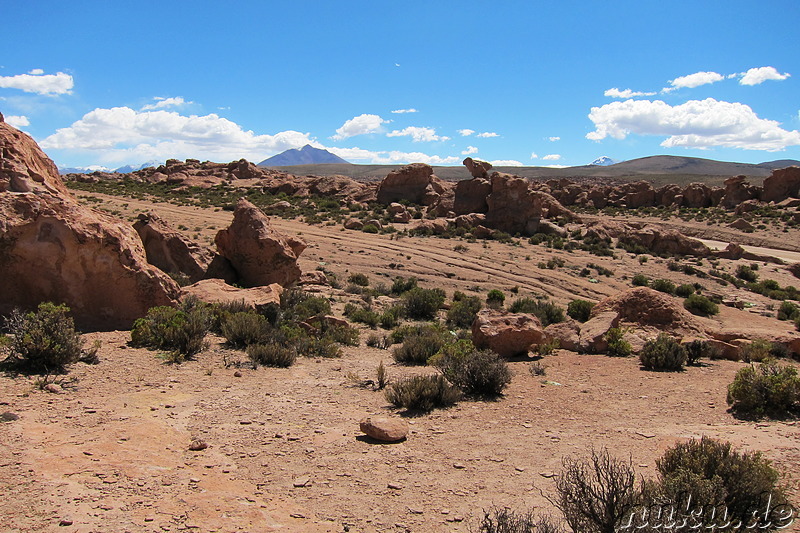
[44,383,63,394]
[293,476,311,487]
[453,463,466,469]
[59,519,73,526]
[0,412,20,422]
[359,416,408,442]
[233,371,242,377]
[188,439,208,451]
[539,472,556,478]
[388,482,403,490]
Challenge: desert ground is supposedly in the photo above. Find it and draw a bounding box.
[1,187,799,533]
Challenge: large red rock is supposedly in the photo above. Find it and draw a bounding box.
[761,167,800,203]
[359,416,408,442]
[463,157,492,179]
[485,172,578,235]
[376,163,445,205]
[471,309,545,357]
[681,183,715,208]
[618,225,711,257]
[453,177,491,215]
[719,175,758,209]
[591,287,703,335]
[181,278,282,310]
[133,212,214,283]
[0,123,179,330]
[214,198,305,287]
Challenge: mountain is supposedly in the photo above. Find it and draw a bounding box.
[58,165,111,174]
[114,160,161,173]
[258,145,348,166]
[759,159,800,170]
[589,156,618,166]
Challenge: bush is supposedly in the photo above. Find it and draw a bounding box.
[347,273,369,286]
[362,223,379,233]
[402,287,446,320]
[777,301,799,321]
[430,340,511,397]
[566,299,594,322]
[221,312,270,348]
[392,328,447,365]
[675,283,696,297]
[486,289,506,309]
[477,507,562,533]
[740,338,772,363]
[604,327,631,357]
[683,293,719,316]
[283,292,331,322]
[727,359,800,417]
[385,374,461,412]
[508,298,565,327]
[294,334,342,358]
[446,296,482,329]
[650,278,676,295]
[631,273,650,287]
[379,306,403,329]
[736,264,759,282]
[3,303,83,372]
[639,333,687,371]
[654,437,788,529]
[131,303,211,359]
[348,307,380,328]
[391,276,418,295]
[366,333,391,349]
[684,339,718,365]
[246,343,296,368]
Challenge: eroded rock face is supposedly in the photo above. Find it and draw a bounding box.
[180,278,282,310]
[471,309,545,357]
[453,177,491,215]
[376,163,445,205]
[463,157,492,179]
[133,212,214,283]
[485,172,578,235]
[214,198,305,287]
[591,287,702,334]
[762,167,800,203]
[618,225,711,257]
[720,175,758,209]
[1,122,68,195]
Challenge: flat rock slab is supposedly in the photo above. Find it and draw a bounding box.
[359,416,408,442]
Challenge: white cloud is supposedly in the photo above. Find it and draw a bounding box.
[544,164,569,169]
[530,152,538,159]
[391,108,418,114]
[665,71,725,90]
[477,131,499,138]
[141,96,193,111]
[586,98,800,151]
[40,106,316,164]
[327,146,458,165]
[605,88,657,98]
[0,70,74,95]
[490,159,523,166]
[5,115,30,128]
[387,126,448,142]
[462,146,479,155]
[542,154,561,161]
[457,129,475,136]
[331,113,388,140]
[739,66,790,86]
[548,136,560,142]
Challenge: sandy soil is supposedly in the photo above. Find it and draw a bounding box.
[2,192,799,532]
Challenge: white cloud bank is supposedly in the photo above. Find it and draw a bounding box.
[142,96,193,111]
[5,115,30,128]
[457,129,475,136]
[664,71,725,92]
[40,107,316,164]
[605,88,657,98]
[387,126,449,142]
[490,159,523,166]
[586,98,800,151]
[542,154,561,161]
[391,108,418,114]
[328,146,459,165]
[332,113,388,140]
[462,146,478,155]
[477,131,499,138]
[739,66,790,85]
[0,70,74,95]
[548,136,560,142]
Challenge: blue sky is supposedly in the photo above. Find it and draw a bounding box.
[2,0,799,169]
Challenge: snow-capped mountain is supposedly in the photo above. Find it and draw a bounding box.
[589,156,618,166]
[114,160,161,173]
[58,165,111,174]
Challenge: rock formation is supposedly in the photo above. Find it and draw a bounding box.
[463,157,492,179]
[215,198,306,287]
[376,163,446,205]
[453,177,491,215]
[133,212,214,283]
[485,172,578,235]
[181,278,283,311]
[471,309,545,357]
[762,167,800,203]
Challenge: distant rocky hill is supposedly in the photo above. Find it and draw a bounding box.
[259,145,348,166]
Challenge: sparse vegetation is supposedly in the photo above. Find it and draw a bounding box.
[486,289,506,309]
[631,273,650,287]
[220,312,270,349]
[2,302,83,372]
[246,343,296,368]
[392,327,447,365]
[639,333,687,371]
[566,299,594,323]
[650,278,676,295]
[684,339,718,365]
[347,272,370,286]
[604,327,631,357]
[683,293,719,316]
[740,338,773,363]
[402,287,446,320]
[508,298,565,327]
[727,359,800,417]
[429,340,511,397]
[131,302,212,360]
[385,374,461,412]
[446,295,482,329]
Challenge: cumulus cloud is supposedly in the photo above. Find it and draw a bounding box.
[490,159,523,166]
[530,152,538,159]
[327,146,458,165]
[40,106,316,164]
[543,154,561,161]
[0,70,74,95]
[477,131,499,138]
[605,88,657,98]
[5,115,30,128]
[387,126,449,142]
[739,66,791,86]
[331,113,388,140]
[457,129,475,136]
[664,71,725,92]
[142,96,193,111]
[462,146,478,155]
[391,108,418,114]
[586,98,800,151]
[548,136,560,142]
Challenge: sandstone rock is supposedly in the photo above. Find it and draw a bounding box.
[181,279,282,310]
[376,163,444,205]
[734,199,760,215]
[453,177,492,215]
[133,212,214,283]
[789,262,800,280]
[412,218,450,235]
[472,225,493,239]
[388,203,412,223]
[761,166,800,203]
[0,122,68,195]
[578,311,620,353]
[299,271,329,286]
[591,288,703,335]
[463,157,493,179]
[359,416,408,442]
[485,172,578,235]
[343,218,364,230]
[617,181,655,208]
[228,159,262,180]
[720,175,758,209]
[681,183,714,208]
[268,200,292,211]
[214,198,305,287]
[618,225,710,257]
[544,319,581,352]
[472,309,545,357]
[728,218,755,232]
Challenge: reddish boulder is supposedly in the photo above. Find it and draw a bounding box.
[761,167,800,203]
[359,416,408,442]
[544,319,581,352]
[181,279,282,310]
[133,212,214,283]
[376,163,445,205]
[618,225,710,257]
[591,287,703,335]
[1,122,68,195]
[463,157,493,179]
[681,183,714,208]
[453,177,491,215]
[485,172,578,235]
[215,198,305,287]
[472,309,545,357]
[388,202,412,223]
[720,175,758,209]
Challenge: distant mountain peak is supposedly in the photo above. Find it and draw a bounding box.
[590,156,618,166]
[258,145,348,166]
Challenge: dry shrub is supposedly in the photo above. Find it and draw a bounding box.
[385,374,461,412]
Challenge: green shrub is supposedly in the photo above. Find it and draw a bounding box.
[246,343,296,368]
[391,276,418,295]
[736,264,759,282]
[362,223,379,233]
[366,333,391,349]
[131,303,211,359]
[379,305,403,329]
[402,287,446,320]
[683,293,719,316]
[285,293,331,322]
[3,302,83,371]
[605,327,631,357]
[294,334,342,358]
[486,289,506,309]
[639,333,687,371]
[727,359,800,417]
[566,299,594,322]
[740,338,772,363]
[675,283,696,297]
[631,273,650,287]
[535,338,560,356]
[684,339,719,365]
[221,312,270,348]
[392,328,446,365]
[347,273,369,286]
[430,340,511,397]
[348,307,380,328]
[385,374,461,412]
[650,278,676,295]
[446,296,482,329]
[654,437,788,528]
[508,298,565,327]
[777,301,799,321]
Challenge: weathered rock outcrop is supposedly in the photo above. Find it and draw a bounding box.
[485,172,578,235]
[463,157,492,179]
[618,225,711,257]
[453,177,491,215]
[719,175,758,209]
[376,163,445,205]
[133,212,214,283]
[181,278,282,310]
[471,309,545,357]
[0,122,179,330]
[762,167,800,203]
[215,198,305,287]
[591,287,703,335]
